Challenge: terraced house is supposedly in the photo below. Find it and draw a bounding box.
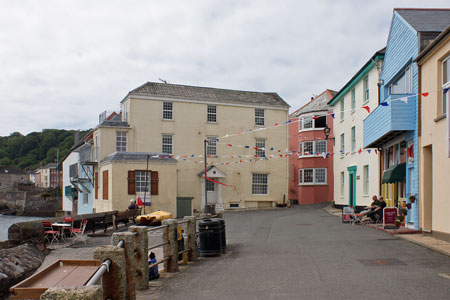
[329,49,384,208]
[363,8,450,230]
[63,82,290,217]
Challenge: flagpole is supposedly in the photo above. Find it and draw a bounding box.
[143,154,149,215]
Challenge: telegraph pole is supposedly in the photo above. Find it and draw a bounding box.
[204,139,208,213]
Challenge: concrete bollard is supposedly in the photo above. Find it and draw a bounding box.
[93,245,127,300]
[112,232,137,300]
[183,216,198,262]
[129,226,149,290]
[162,219,178,273]
[40,286,103,300]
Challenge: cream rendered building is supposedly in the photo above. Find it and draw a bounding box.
[416,26,450,241]
[328,49,384,208]
[90,82,290,216]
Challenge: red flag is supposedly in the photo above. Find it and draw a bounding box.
[137,197,144,206]
[362,106,370,113]
[375,149,378,154]
[358,148,362,155]
[227,144,233,147]
[279,154,283,158]
[274,123,279,126]
[421,92,429,97]
[312,116,319,120]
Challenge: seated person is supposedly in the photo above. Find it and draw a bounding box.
[148,252,160,280]
[368,196,386,222]
[353,195,379,218]
[128,199,137,210]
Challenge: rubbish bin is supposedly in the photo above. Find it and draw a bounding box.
[212,218,226,253]
[198,219,222,256]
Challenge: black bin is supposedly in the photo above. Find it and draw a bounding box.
[212,218,226,252]
[198,219,222,256]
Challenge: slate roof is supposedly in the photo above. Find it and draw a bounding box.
[101,152,177,164]
[396,8,450,32]
[290,90,336,118]
[123,82,290,109]
[0,166,26,175]
[98,113,129,128]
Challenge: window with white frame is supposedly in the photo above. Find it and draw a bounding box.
[364,76,370,101]
[340,99,345,120]
[363,165,369,195]
[207,105,217,123]
[255,109,265,126]
[252,173,268,194]
[351,126,356,152]
[255,139,266,157]
[162,102,173,120]
[206,180,215,191]
[351,88,356,112]
[136,171,151,193]
[390,67,410,95]
[162,134,173,154]
[299,141,313,156]
[206,136,217,156]
[299,115,326,130]
[299,168,326,184]
[316,140,327,154]
[340,172,345,196]
[340,134,345,156]
[116,131,127,152]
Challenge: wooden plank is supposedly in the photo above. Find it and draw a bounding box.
[10,287,46,299]
[57,265,100,287]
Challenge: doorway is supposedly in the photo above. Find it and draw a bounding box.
[176,197,193,218]
[423,145,433,231]
[348,166,357,207]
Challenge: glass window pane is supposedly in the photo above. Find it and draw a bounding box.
[303,169,313,183]
[316,141,327,154]
[315,169,326,183]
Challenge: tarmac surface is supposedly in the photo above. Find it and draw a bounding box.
[147,204,450,300]
[36,204,450,300]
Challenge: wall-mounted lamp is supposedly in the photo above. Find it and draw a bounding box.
[323,125,335,145]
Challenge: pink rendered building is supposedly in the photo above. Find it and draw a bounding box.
[289,90,336,205]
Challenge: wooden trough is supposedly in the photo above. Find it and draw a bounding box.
[9,260,101,299]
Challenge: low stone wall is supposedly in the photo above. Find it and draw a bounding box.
[0,243,45,299]
[0,189,61,217]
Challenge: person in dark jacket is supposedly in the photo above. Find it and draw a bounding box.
[128,199,137,210]
[148,252,160,280]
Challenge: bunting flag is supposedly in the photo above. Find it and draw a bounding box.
[444,88,449,95]
[330,113,335,119]
[362,106,370,113]
[368,149,371,154]
[137,197,144,206]
[380,102,389,106]
[399,98,408,104]
[358,148,362,155]
[421,92,429,97]
[205,177,234,188]
[375,149,378,154]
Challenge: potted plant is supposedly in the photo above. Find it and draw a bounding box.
[395,219,401,228]
[401,208,408,215]
[405,203,412,209]
[398,215,405,222]
[409,195,416,203]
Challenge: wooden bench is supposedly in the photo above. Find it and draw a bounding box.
[90,211,118,234]
[115,209,142,228]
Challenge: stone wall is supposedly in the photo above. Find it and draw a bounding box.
[0,243,45,299]
[0,188,61,216]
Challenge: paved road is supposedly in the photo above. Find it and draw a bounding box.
[154,204,450,300]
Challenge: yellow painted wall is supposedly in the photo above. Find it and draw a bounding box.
[418,34,450,236]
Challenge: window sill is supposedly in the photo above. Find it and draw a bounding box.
[340,119,345,123]
[298,128,326,133]
[362,194,369,197]
[162,119,174,122]
[207,121,218,124]
[298,183,328,186]
[434,114,446,122]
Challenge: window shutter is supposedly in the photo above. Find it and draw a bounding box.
[94,172,98,199]
[151,171,159,195]
[128,171,136,195]
[102,170,109,200]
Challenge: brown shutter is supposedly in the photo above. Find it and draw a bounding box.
[102,170,109,200]
[128,171,136,195]
[151,171,158,195]
[94,172,98,199]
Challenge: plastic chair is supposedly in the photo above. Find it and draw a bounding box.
[42,221,59,244]
[70,219,88,244]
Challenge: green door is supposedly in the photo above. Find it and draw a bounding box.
[348,166,357,207]
[177,197,193,218]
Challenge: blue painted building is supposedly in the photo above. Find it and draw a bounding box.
[363,9,450,230]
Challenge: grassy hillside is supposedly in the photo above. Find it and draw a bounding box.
[0,129,90,170]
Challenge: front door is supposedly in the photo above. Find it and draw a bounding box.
[206,180,217,204]
[176,197,192,218]
[348,166,357,207]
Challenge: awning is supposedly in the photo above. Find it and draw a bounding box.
[382,163,406,184]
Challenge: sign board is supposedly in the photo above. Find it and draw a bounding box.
[342,206,354,223]
[383,207,398,226]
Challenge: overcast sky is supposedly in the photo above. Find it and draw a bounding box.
[1,0,449,136]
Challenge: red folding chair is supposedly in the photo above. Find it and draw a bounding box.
[63,217,74,238]
[42,221,59,244]
[70,219,88,244]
